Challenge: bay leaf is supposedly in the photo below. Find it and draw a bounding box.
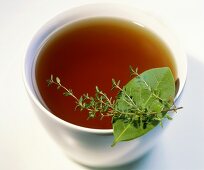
[112,67,175,146]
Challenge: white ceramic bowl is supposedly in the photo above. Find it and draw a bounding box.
[23,3,187,167]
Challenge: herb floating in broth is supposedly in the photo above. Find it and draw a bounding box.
[47,67,182,146]
[35,18,177,129]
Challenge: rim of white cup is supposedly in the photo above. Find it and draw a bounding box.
[23,3,187,134]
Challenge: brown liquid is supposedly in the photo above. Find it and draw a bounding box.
[35,18,177,129]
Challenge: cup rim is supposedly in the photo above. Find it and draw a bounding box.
[23,3,187,135]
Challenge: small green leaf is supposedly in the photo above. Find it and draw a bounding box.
[63,91,71,96]
[95,86,99,92]
[56,77,60,84]
[79,96,83,104]
[88,110,96,119]
[47,80,52,86]
[111,79,116,90]
[117,80,121,86]
[165,114,173,120]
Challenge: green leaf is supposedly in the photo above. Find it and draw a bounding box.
[50,74,53,81]
[165,114,173,120]
[56,77,60,84]
[112,67,175,146]
[112,119,155,146]
[63,91,71,96]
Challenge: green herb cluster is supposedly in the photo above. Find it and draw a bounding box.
[47,67,182,146]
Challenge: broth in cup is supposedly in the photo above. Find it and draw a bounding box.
[34,17,177,129]
[23,4,187,167]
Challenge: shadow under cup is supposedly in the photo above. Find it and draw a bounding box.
[23,4,187,167]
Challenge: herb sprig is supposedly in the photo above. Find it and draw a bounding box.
[47,66,182,146]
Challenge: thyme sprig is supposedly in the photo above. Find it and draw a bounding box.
[47,66,182,146]
[47,67,181,120]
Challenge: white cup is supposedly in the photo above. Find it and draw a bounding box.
[23,3,187,167]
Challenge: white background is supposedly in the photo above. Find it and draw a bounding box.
[1,0,204,170]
